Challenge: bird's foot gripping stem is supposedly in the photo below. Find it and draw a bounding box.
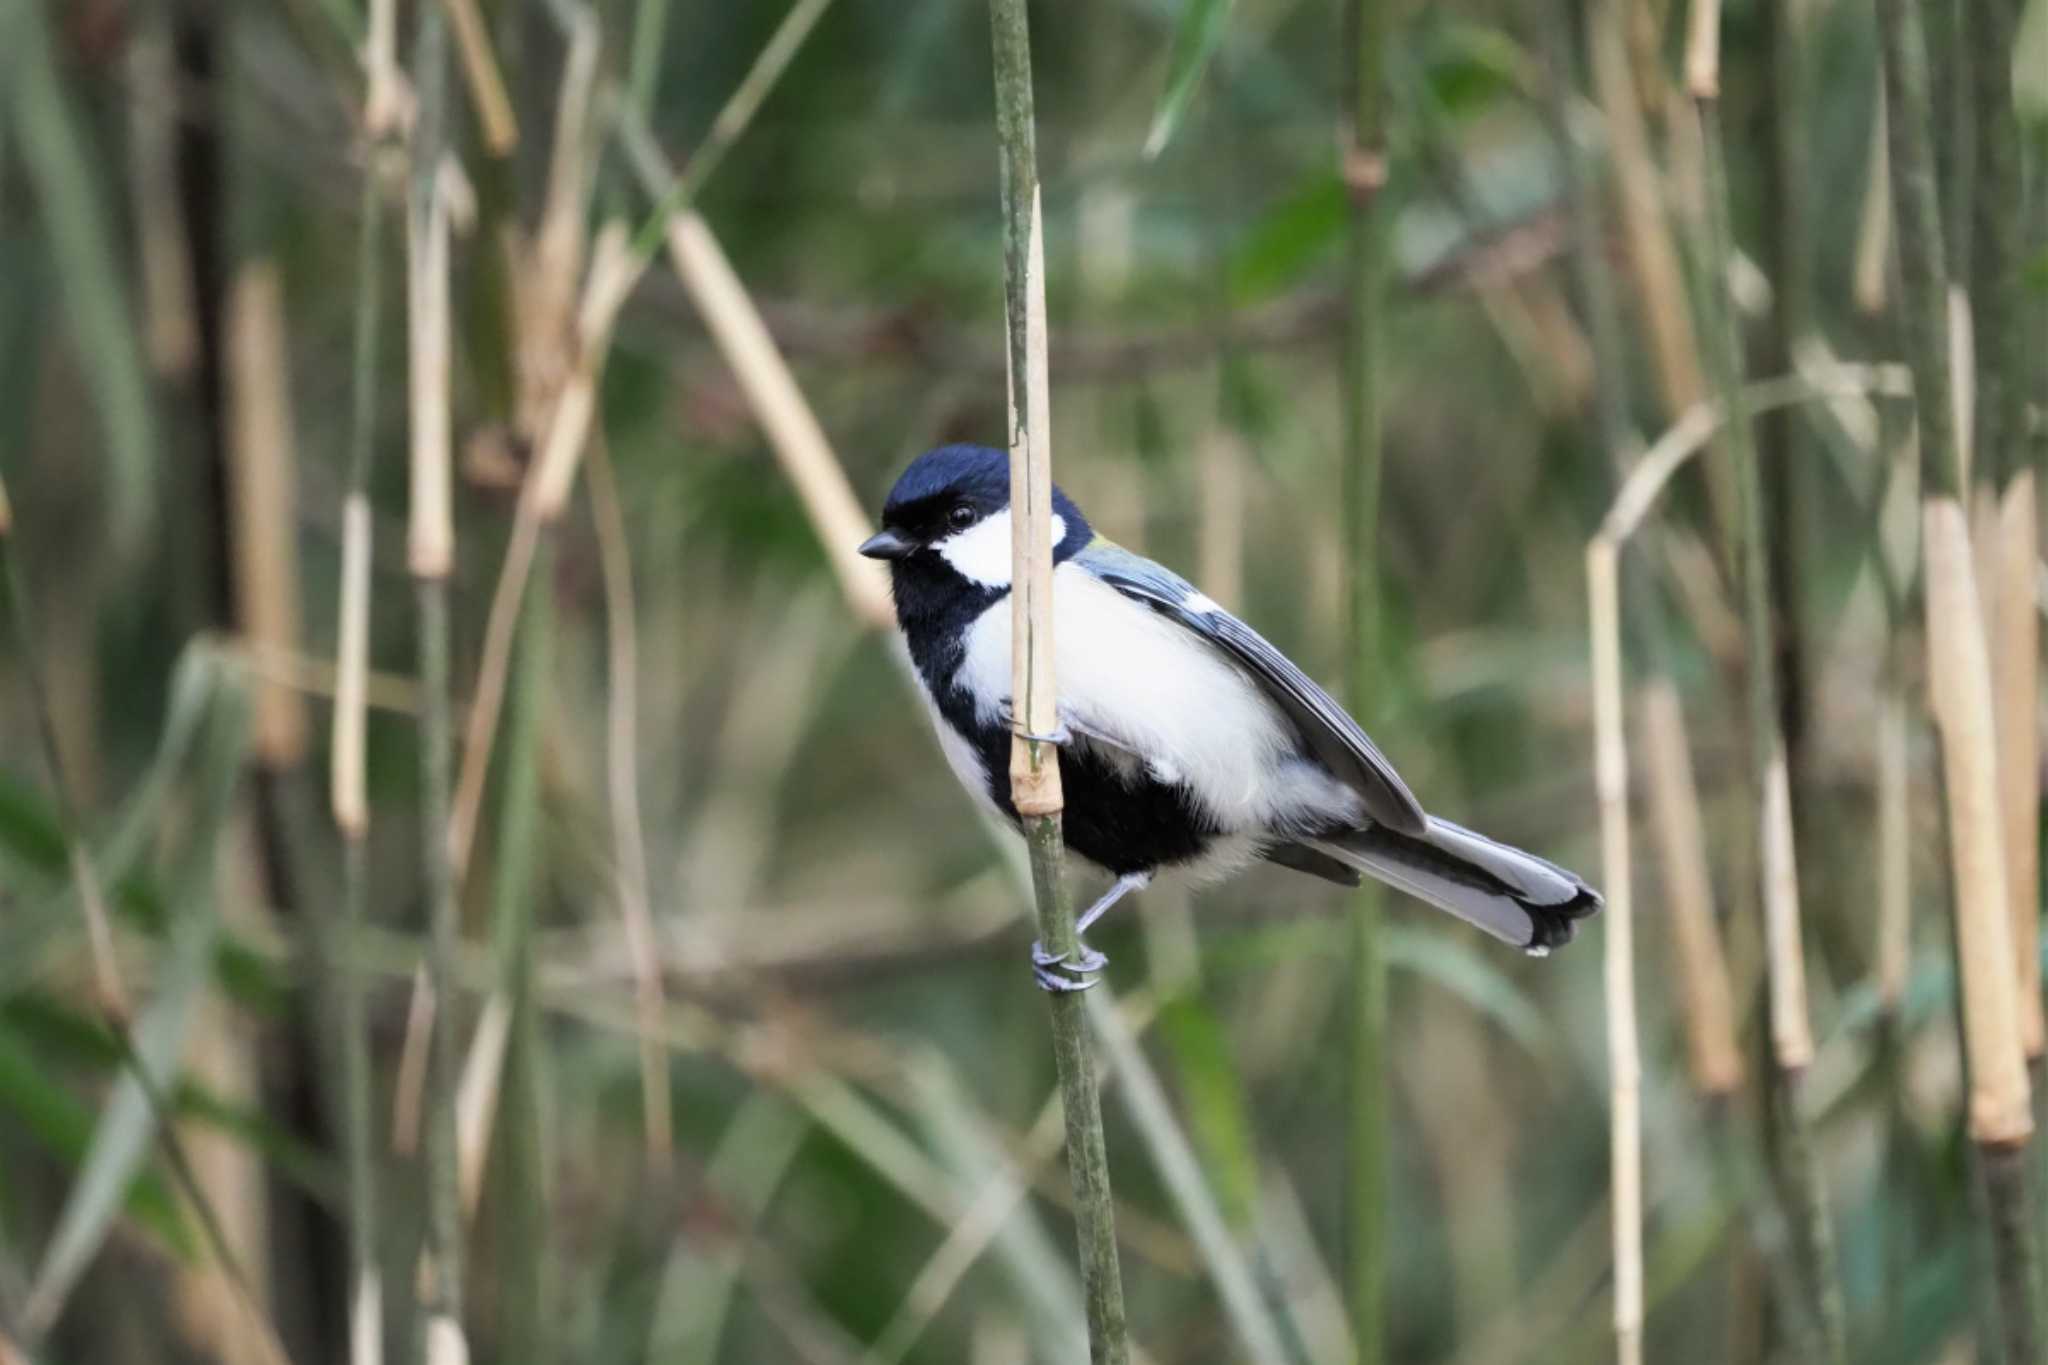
[1030,940,1108,993]
[1025,871,1151,993]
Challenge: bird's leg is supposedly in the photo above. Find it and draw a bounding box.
[1031,871,1152,992]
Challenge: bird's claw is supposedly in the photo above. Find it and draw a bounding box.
[998,703,1072,748]
[1030,939,1108,992]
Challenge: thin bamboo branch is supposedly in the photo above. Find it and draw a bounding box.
[334,110,391,1365]
[627,0,839,261]
[1341,0,1389,1355]
[125,18,198,378]
[1639,682,1742,1096]
[988,0,1129,1359]
[586,444,673,1170]
[406,6,466,1349]
[1587,541,1640,1365]
[1854,96,1892,317]
[439,0,518,155]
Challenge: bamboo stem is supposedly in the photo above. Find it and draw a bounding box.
[1686,11,1842,1351]
[1587,542,1641,1365]
[1341,0,1389,1356]
[987,1,1129,1359]
[407,6,466,1347]
[586,445,674,1171]
[1639,683,1742,1097]
[1968,0,2044,1065]
[1879,0,2044,1353]
[335,115,391,1365]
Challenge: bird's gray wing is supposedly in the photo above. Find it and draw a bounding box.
[1076,539,1427,835]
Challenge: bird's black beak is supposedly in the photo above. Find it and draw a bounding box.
[858,528,916,560]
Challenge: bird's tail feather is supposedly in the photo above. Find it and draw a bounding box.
[1312,818,1601,953]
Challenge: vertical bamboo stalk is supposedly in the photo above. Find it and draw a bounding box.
[1877,0,2044,1354]
[1340,0,1389,1356]
[985,2,1129,1360]
[1639,683,1743,1097]
[1684,7,1843,1354]
[406,8,466,1354]
[334,120,391,1365]
[226,262,309,770]
[1588,542,1641,1365]
[1968,0,2045,1067]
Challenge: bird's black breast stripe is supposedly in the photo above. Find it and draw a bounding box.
[888,554,1222,876]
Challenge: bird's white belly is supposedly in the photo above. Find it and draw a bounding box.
[951,563,1358,833]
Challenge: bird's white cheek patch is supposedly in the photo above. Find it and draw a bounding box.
[937,509,1067,588]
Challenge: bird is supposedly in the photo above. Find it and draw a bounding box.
[859,443,1601,991]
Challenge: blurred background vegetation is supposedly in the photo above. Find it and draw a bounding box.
[1,0,2046,1362]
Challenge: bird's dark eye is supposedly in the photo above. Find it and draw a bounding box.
[947,503,977,531]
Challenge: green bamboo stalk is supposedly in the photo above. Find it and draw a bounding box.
[1879,0,2046,1357]
[1685,25,1846,1359]
[1876,0,1958,499]
[1759,0,1814,774]
[1970,0,2027,490]
[1340,0,1389,1357]
[491,544,552,1365]
[986,1,1129,1360]
[407,4,465,1343]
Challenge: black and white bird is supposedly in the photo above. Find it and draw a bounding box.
[860,443,1600,991]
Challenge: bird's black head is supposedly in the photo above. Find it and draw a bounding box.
[858,444,1091,594]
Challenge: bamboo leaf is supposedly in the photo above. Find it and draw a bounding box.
[0,1020,192,1257]
[22,884,220,1329]
[1144,0,1233,160]
[21,683,246,1333]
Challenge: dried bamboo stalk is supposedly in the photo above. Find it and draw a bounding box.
[439,0,518,155]
[1853,97,1892,316]
[226,262,309,769]
[1876,682,1912,1009]
[1925,499,2034,1145]
[1995,475,2043,1055]
[586,443,673,1168]
[1588,540,1642,1365]
[126,20,198,377]
[1639,681,1742,1095]
[656,211,893,628]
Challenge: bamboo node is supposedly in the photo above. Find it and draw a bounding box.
[1340,142,1388,199]
[1009,739,1065,817]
